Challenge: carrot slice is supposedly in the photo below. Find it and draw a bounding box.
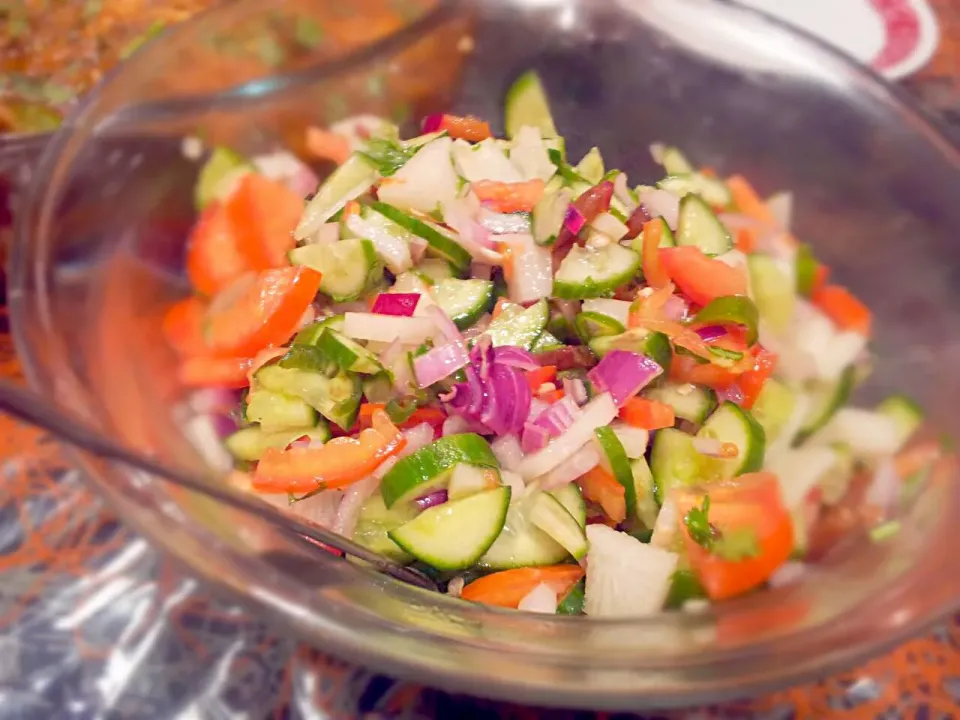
[726,175,775,226]
[186,202,252,296]
[578,466,626,523]
[205,266,322,358]
[254,410,405,493]
[460,565,585,608]
[641,220,670,289]
[226,173,303,270]
[813,285,872,336]
[619,397,675,430]
[472,179,545,213]
[178,355,253,389]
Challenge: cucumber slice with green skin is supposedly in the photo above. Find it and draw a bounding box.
[595,426,638,517]
[195,146,252,209]
[417,258,456,284]
[658,174,733,208]
[644,382,717,426]
[633,217,676,254]
[388,486,511,571]
[751,378,798,445]
[556,579,585,615]
[675,194,732,255]
[295,153,379,241]
[294,314,345,345]
[653,145,695,176]
[479,298,549,350]
[479,501,570,569]
[696,402,766,479]
[794,365,855,446]
[532,188,572,246]
[529,330,564,352]
[225,425,330,462]
[431,278,494,330]
[244,390,318,432]
[289,238,382,302]
[313,328,383,374]
[362,373,394,404]
[255,364,362,431]
[575,147,605,184]
[574,311,625,343]
[352,205,416,273]
[876,395,924,448]
[554,244,641,300]
[530,492,588,560]
[650,428,701,505]
[549,483,587,526]
[370,202,472,272]
[447,463,502,501]
[505,70,558,139]
[353,494,415,564]
[795,244,820,298]
[588,329,672,373]
[693,295,760,346]
[748,254,796,335]
[630,457,660,529]
[380,434,500,509]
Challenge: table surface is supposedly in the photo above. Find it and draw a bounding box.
[2,2,960,718]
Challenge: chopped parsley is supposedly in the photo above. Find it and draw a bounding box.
[683,494,760,561]
[358,138,414,177]
[295,17,325,49]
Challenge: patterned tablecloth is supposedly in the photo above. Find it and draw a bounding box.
[3,2,960,718]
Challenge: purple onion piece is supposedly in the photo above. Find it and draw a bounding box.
[695,325,727,343]
[415,489,449,510]
[521,423,552,453]
[588,350,663,408]
[492,345,540,371]
[421,113,444,133]
[564,205,587,235]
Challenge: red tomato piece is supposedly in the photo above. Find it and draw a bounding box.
[659,246,748,307]
[226,173,304,270]
[186,202,252,296]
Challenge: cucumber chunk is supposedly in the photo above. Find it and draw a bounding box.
[313,329,383,375]
[479,299,549,350]
[876,395,924,449]
[575,147,605,184]
[530,492,588,560]
[594,426,638,517]
[588,328,672,373]
[255,364,362,431]
[353,494,415,564]
[696,402,766,479]
[295,154,379,241]
[750,378,798,445]
[675,194,732,255]
[748,254,795,334]
[574,311,625,343]
[370,202,472,272]
[650,428,700,505]
[629,457,660,529]
[794,365,855,446]
[195,146,252,209]
[658,174,733,208]
[289,238,382,302]
[644,382,717,426]
[549,483,587,526]
[479,496,571,569]
[416,258,456,284]
[244,390,318,432]
[554,244,641,299]
[225,425,329,462]
[389,487,511,571]
[504,70,558,139]
[431,278,495,330]
[556,579,586,615]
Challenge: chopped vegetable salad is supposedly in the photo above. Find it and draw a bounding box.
[166,71,938,616]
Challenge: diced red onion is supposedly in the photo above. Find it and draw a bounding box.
[564,205,587,234]
[371,293,420,317]
[415,489,449,511]
[333,473,380,536]
[638,188,680,230]
[534,395,581,436]
[517,583,558,614]
[481,364,531,435]
[492,345,540,370]
[539,442,601,490]
[421,113,444,133]
[414,341,470,388]
[716,384,745,406]
[562,377,588,406]
[521,423,552,453]
[287,435,313,450]
[210,413,239,438]
[662,295,689,323]
[624,203,652,240]
[587,351,663,408]
[471,262,493,280]
[696,325,727,343]
[768,561,806,588]
[554,299,580,328]
[527,397,548,422]
[491,434,523,472]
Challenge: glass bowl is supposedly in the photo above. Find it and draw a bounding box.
[10,0,960,710]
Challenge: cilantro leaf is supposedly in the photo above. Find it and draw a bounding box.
[683,495,716,550]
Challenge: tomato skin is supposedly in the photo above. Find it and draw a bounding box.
[187,202,252,296]
[578,467,626,524]
[460,565,584,608]
[226,173,303,270]
[472,179,545,213]
[619,397,675,430]
[813,285,872,337]
[674,472,794,601]
[178,355,253,389]
[737,347,778,409]
[163,297,207,357]
[205,266,322,358]
[641,220,670,288]
[659,247,748,307]
[524,365,558,392]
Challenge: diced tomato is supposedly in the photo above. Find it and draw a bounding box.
[435,114,492,142]
[811,264,830,296]
[641,220,670,289]
[306,126,351,165]
[659,246,748,307]
[669,354,739,389]
[254,410,405,493]
[619,397,675,430]
[726,175,775,226]
[578,466,626,524]
[225,173,303,270]
[205,266,322,358]
[734,227,758,254]
[674,472,794,601]
[163,296,207,357]
[524,365,558,392]
[186,202,252,296]
[813,285,872,336]
[178,355,253,389]
[538,388,566,404]
[460,565,584,608]
[737,347,778,410]
[358,403,447,430]
[472,179,545,213]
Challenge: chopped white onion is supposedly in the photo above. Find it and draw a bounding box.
[518,583,558,614]
[765,445,837,510]
[866,458,901,512]
[610,421,649,459]
[581,299,631,328]
[651,496,678,549]
[184,415,234,473]
[346,214,412,273]
[400,423,437,457]
[330,114,399,151]
[442,415,472,437]
[447,576,466,598]
[343,312,436,344]
[613,172,638,214]
[638,188,680,230]
[538,442,600,490]
[253,150,318,196]
[519,393,618,480]
[478,207,532,235]
[409,236,428,264]
[333,474,380,537]
[441,198,505,264]
[377,137,459,215]
[306,222,340,246]
[509,126,557,182]
[590,212,629,241]
[527,397,549,423]
[716,249,748,270]
[768,561,807,588]
[766,191,793,230]
[452,138,522,183]
[500,232,552,303]
[501,470,527,504]
[812,409,903,457]
[280,489,343,528]
[692,437,729,457]
[491,434,524,472]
